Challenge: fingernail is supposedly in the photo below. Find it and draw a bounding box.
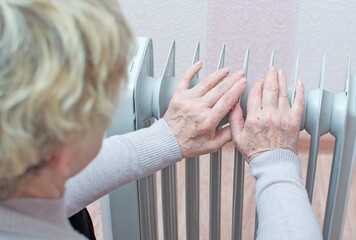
[237,70,245,76]
[239,78,247,84]
[278,69,284,75]
[270,66,276,71]
[195,61,202,66]
[298,80,303,86]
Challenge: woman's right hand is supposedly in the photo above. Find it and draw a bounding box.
[229,67,304,162]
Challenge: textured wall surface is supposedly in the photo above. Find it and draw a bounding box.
[117,1,356,240]
[120,0,356,93]
[120,0,208,80]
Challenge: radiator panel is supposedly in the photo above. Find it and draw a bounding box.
[103,37,356,240]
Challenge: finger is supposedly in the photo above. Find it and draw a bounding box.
[247,80,263,112]
[206,126,232,152]
[210,77,247,125]
[292,80,305,117]
[202,70,245,106]
[277,69,290,109]
[176,61,203,91]
[191,67,230,97]
[262,67,279,108]
[229,103,245,145]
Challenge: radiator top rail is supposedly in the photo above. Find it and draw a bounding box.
[129,38,355,136]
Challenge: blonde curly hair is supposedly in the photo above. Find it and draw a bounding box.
[0,0,134,199]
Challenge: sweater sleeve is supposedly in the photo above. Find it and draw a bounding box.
[64,119,182,216]
[249,149,322,240]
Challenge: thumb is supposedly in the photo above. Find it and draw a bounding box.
[229,103,244,144]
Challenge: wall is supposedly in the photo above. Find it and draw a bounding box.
[120,0,356,93]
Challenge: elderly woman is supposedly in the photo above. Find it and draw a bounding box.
[0,0,321,239]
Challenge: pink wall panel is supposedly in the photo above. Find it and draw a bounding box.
[204,0,299,82]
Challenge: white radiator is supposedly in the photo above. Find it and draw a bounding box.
[102,37,356,240]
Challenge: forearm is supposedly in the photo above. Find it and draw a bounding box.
[64,119,182,216]
[250,150,322,240]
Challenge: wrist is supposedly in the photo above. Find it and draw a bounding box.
[249,149,302,181]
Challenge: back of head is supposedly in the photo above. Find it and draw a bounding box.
[0,0,134,199]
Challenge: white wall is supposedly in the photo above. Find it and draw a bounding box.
[120,0,356,92]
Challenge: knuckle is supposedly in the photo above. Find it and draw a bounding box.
[172,95,187,110]
[218,82,229,94]
[245,116,257,128]
[204,117,215,129]
[181,76,190,84]
[294,99,305,113]
[264,81,278,91]
[271,113,284,125]
[198,81,215,96]
[264,112,276,126]
[205,80,216,91]
[279,90,289,98]
[279,115,289,129]
[297,97,305,106]
[185,66,196,76]
[249,87,259,97]
[224,95,236,107]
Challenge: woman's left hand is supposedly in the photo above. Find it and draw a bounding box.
[163,61,247,158]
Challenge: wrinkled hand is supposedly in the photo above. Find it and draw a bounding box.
[163,61,247,158]
[229,68,304,162]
